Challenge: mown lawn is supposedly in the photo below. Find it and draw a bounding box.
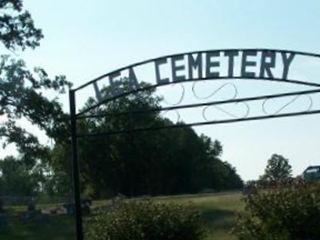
[0,191,244,240]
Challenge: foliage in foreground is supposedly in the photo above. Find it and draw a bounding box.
[86,198,206,240]
[234,180,320,240]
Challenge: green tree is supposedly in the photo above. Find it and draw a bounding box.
[260,154,292,182]
[51,80,243,198]
[0,0,71,196]
[196,136,243,191]
[0,156,44,196]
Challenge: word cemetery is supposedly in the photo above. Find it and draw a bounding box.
[94,50,297,100]
[154,50,295,83]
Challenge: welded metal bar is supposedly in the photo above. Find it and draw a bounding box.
[69,90,84,240]
[76,109,320,138]
[76,77,320,117]
[69,49,320,238]
[69,48,320,240]
[76,88,320,120]
[73,48,320,92]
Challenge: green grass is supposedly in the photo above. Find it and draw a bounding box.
[0,191,244,240]
[0,215,75,240]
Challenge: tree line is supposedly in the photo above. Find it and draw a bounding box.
[51,83,244,198]
[0,0,243,199]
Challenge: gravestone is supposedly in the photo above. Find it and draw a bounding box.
[0,214,8,228]
[27,200,36,212]
[0,199,8,228]
[0,199,4,213]
[63,203,75,215]
[21,199,39,221]
[62,198,92,216]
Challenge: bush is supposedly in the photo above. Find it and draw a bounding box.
[233,180,320,240]
[86,198,205,240]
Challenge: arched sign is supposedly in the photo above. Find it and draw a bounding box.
[69,49,320,240]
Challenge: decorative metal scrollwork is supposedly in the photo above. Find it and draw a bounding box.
[160,110,181,123]
[157,81,319,125]
[262,94,313,115]
[162,83,185,106]
[192,82,238,100]
[202,102,250,121]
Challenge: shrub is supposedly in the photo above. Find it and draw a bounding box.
[86,198,205,240]
[233,180,320,240]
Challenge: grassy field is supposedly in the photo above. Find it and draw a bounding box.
[0,191,244,240]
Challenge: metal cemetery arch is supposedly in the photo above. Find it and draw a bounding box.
[69,49,320,240]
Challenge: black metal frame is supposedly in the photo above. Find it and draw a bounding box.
[69,49,320,240]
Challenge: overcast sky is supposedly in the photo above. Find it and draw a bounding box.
[9,0,320,180]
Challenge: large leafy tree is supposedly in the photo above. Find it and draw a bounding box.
[0,0,70,160]
[0,0,71,195]
[260,154,292,182]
